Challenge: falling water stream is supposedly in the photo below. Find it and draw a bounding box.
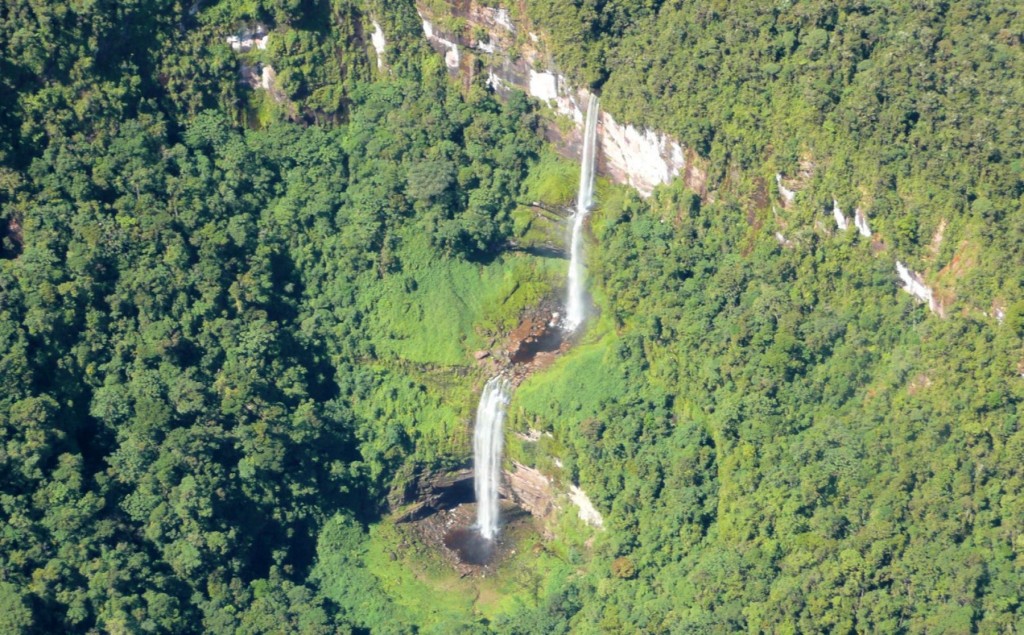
[467,95,600,550]
[473,376,511,540]
[564,94,601,331]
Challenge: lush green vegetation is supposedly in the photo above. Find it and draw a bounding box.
[502,4,1024,631]
[0,1,562,631]
[508,175,1024,633]
[1,0,1022,633]
[530,0,1024,310]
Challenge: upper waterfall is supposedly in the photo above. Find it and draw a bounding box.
[564,95,600,331]
[474,375,511,540]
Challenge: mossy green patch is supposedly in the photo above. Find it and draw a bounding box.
[349,363,477,472]
[511,205,568,252]
[337,513,583,632]
[360,231,562,367]
[521,148,580,208]
[511,334,628,435]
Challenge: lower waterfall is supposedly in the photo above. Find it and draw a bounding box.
[473,376,511,540]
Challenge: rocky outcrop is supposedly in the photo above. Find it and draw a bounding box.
[568,485,604,528]
[260,65,276,92]
[775,173,797,207]
[421,17,460,69]
[503,463,604,529]
[598,114,693,196]
[896,261,944,316]
[226,24,269,52]
[505,304,565,366]
[227,29,295,120]
[854,207,872,237]
[771,177,953,319]
[389,463,557,524]
[392,461,602,534]
[831,199,849,231]
[389,468,474,522]
[412,501,533,574]
[775,158,815,209]
[501,462,555,518]
[414,1,707,198]
[474,300,570,381]
[370,21,386,70]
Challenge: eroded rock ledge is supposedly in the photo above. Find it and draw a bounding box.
[391,461,604,535]
[474,299,573,384]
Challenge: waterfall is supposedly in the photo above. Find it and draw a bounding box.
[474,375,511,540]
[564,94,600,331]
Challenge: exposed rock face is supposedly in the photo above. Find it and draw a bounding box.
[771,177,952,317]
[569,485,604,528]
[774,231,793,249]
[505,305,565,366]
[260,64,276,92]
[775,173,797,207]
[420,16,460,69]
[990,300,1006,324]
[412,501,533,575]
[226,24,269,52]
[831,199,849,231]
[599,115,688,196]
[501,457,607,530]
[896,261,944,316]
[226,25,293,114]
[854,207,872,237]
[775,159,815,209]
[473,300,570,380]
[414,1,707,198]
[238,62,290,109]
[240,62,261,89]
[501,462,555,519]
[392,457,603,566]
[390,462,558,530]
[389,468,474,522]
[370,21,386,69]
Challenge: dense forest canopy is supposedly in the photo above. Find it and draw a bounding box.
[0,0,1022,633]
[529,0,1024,310]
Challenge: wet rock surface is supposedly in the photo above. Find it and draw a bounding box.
[474,298,578,385]
[506,306,564,365]
[391,459,557,569]
[411,502,533,574]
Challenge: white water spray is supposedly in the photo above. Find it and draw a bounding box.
[564,94,600,331]
[474,376,511,540]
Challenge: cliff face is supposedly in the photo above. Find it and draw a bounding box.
[414,1,707,198]
[502,462,605,529]
[501,462,554,519]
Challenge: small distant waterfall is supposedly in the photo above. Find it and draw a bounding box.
[564,94,600,331]
[474,376,511,540]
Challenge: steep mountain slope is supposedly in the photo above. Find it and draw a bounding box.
[0,0,1021,633]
